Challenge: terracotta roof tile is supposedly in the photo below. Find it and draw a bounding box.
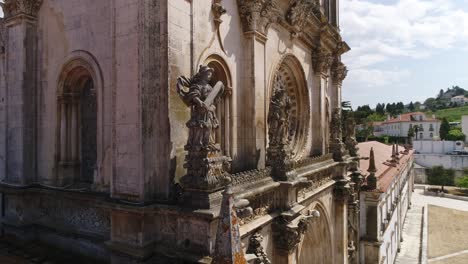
[358,141,413,192]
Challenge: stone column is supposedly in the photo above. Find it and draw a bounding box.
[311,47,333,156]
[1,0,42,184]
[237,0,279,170]
[334,166,351,264]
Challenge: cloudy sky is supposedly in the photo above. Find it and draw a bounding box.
[341,0,468,108]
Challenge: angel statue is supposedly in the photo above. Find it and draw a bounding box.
[176,65,225,152]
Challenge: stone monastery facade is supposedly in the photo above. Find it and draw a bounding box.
[0,1,377,263]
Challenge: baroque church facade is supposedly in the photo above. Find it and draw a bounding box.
[0,0,366,263]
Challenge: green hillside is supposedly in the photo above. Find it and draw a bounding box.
[430,106,468,122]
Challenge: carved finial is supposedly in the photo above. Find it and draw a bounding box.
[213,186,248,264]
[368,147,377,173]
[367,147,377,190]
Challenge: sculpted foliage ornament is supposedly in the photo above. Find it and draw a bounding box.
[176,65,231,193]
[312,48,333,74]
[1,0,43,17]
[286,0,316,31]
[332,60,348,84]
[237,0,281,34]
[247,232,271,264]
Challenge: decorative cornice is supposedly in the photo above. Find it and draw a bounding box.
[1,0,43,18]
[237,0,281,34]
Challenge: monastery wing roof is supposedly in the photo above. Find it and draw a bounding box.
[357,141,413,192]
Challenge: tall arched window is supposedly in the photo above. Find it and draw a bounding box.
[57,63,97,185]
[204,55,233,158]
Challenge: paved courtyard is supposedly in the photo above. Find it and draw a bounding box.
[396,187,468,264]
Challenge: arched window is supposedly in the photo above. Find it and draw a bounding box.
[57,62,97,185]
[205,55,233,158]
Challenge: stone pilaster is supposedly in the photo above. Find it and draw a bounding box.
[311,47,333,155]
[237,0,280,170]
[1,0,42,184]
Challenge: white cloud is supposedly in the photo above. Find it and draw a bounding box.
[341,0,468,103]
[342,0,468,70]
[346,68,411,88]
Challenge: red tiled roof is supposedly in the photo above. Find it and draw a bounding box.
[383,112,439,124]
[358,141,413,193]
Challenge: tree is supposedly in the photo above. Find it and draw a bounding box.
[447,129,466,141]
[427,166,455,192]
[408,101,415,111]
[456,176,468,189]
[408,125,415,140]
[440,118,451,140]
[376,103,385,115]
[438,89,444,99]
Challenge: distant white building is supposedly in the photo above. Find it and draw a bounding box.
[451,95,468,105]
[374,112,441,140]
[462,115,468,143]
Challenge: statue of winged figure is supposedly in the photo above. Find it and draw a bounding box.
[176,65,225,152]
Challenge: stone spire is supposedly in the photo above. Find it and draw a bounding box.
[213,186,248,264]
[395,144,400,160]
[366,147,377,190]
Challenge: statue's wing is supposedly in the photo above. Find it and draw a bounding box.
[176,76,192,107]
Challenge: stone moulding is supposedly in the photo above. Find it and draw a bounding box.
[1,0,43,18]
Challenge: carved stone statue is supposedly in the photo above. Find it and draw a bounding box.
[177,65,224,152]
[268,76,292,146]
[345,113,359,157]
[176,65,231,208]
[329,107,345,162]
[267,75,297,181]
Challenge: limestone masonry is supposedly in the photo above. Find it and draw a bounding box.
[0,1,413,263]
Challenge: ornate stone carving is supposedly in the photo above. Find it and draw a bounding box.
[212,0,227,26]
[231,168,272,187]
[332,60,348,84]
[267,74,297,181]
[329,108,345,162]
[334,177,351,202]
[247,232,271,264]
[297,166,334,198]
[312,48,333,74]
[176,66,231,207]
[1,0,43,18]
[273,216,304,252]
[273,211,320,253]
[237,0,281,34]
[344,114,359,157]
[286,0,316,32]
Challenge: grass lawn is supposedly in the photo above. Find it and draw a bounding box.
[428,105,468,122]
[428,205,468,263]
